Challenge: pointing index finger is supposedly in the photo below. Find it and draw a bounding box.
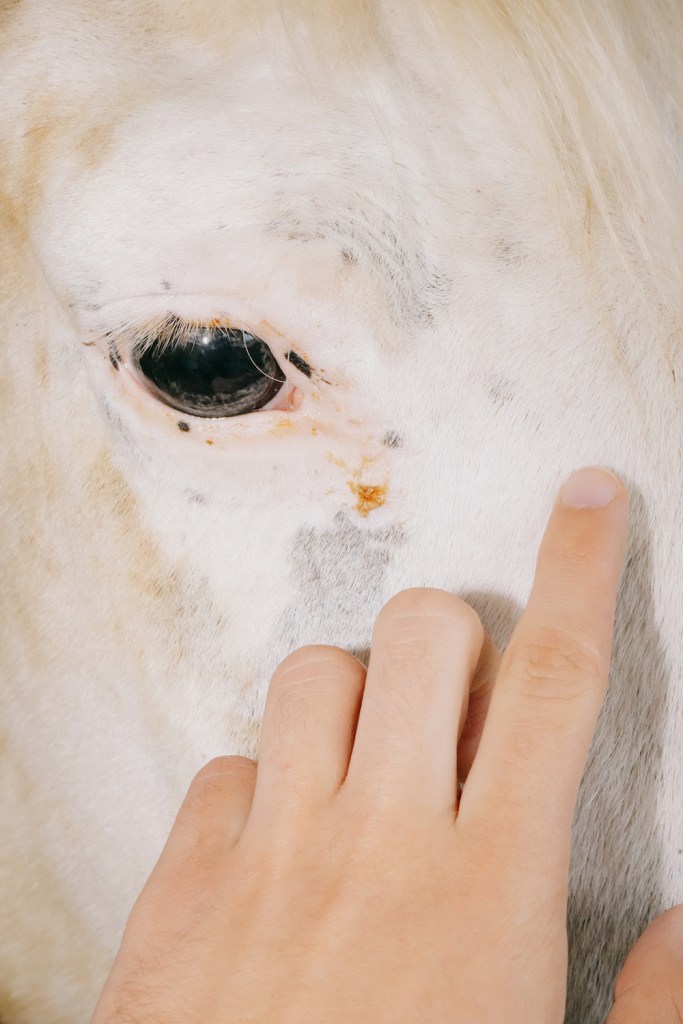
[457,467,630,869]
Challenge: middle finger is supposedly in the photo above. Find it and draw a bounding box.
[342,588,489,819]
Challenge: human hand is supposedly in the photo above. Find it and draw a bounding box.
[91,465,682,1023]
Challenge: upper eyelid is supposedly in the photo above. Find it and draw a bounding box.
[106,315,250,360]
[102,319,317,385]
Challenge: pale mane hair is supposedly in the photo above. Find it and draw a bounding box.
[252,0,683,375]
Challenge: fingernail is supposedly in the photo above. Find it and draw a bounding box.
[561,467,621,508]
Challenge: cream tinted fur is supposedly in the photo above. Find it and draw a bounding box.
[0,2,681,1022]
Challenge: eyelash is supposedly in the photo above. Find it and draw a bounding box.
[98,313,321,389]
[104,313,241,365]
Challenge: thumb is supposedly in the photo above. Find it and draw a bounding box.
[604,904,683,1023]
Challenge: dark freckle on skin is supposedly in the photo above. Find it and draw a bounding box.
[177,421,190,432]
[381,431,403,448]
[285,351,313,378]
[161,280,171,291]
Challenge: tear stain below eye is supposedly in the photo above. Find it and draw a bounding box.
[271,418,295,434]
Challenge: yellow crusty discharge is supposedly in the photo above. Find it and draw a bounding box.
[325,451,387,517]
[348,479,387,517]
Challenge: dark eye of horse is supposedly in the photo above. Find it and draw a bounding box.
[132,326,287,418]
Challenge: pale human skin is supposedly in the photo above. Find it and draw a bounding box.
[92,467,683,1024]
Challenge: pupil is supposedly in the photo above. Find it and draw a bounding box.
[135,326,286,417]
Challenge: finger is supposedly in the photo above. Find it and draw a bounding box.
[245,645,366,833]
[114,757,257,963]
[458,466,629,871]
[147,756,257,884]
[457,630,502,785]
[605,904,683,1023]
[342,587,486,818]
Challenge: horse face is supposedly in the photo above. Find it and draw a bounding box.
[6,1,593,762]
[2,3,681,1023]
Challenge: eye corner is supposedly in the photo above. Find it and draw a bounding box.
[284,349,314,379]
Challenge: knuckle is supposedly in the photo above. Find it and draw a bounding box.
[193,755,255,783]
[188,758,256,807]
[503,627,606,704]
[268,648,364,727]
[379,588,484,637]
[181,763,256,843]
[269,674,320,721]
[272,645,361,691]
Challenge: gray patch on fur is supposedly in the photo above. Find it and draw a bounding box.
[485,375,515,409]
[266,193,452,330]
[273,511,407,666]
[185,489,207,505]
[492,237,529,268]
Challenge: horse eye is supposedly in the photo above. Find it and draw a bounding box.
[131,326,287,418]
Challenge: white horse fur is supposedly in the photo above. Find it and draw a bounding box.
[1,1,681,1021]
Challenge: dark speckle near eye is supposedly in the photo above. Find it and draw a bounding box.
[382,431,402,448]
[185,489,206,505]
[285,351,313,379]
[161,280,171,291]
[177,421,190,432]
[486,375,514,408]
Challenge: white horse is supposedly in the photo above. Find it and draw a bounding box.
[1,2,681,1021]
